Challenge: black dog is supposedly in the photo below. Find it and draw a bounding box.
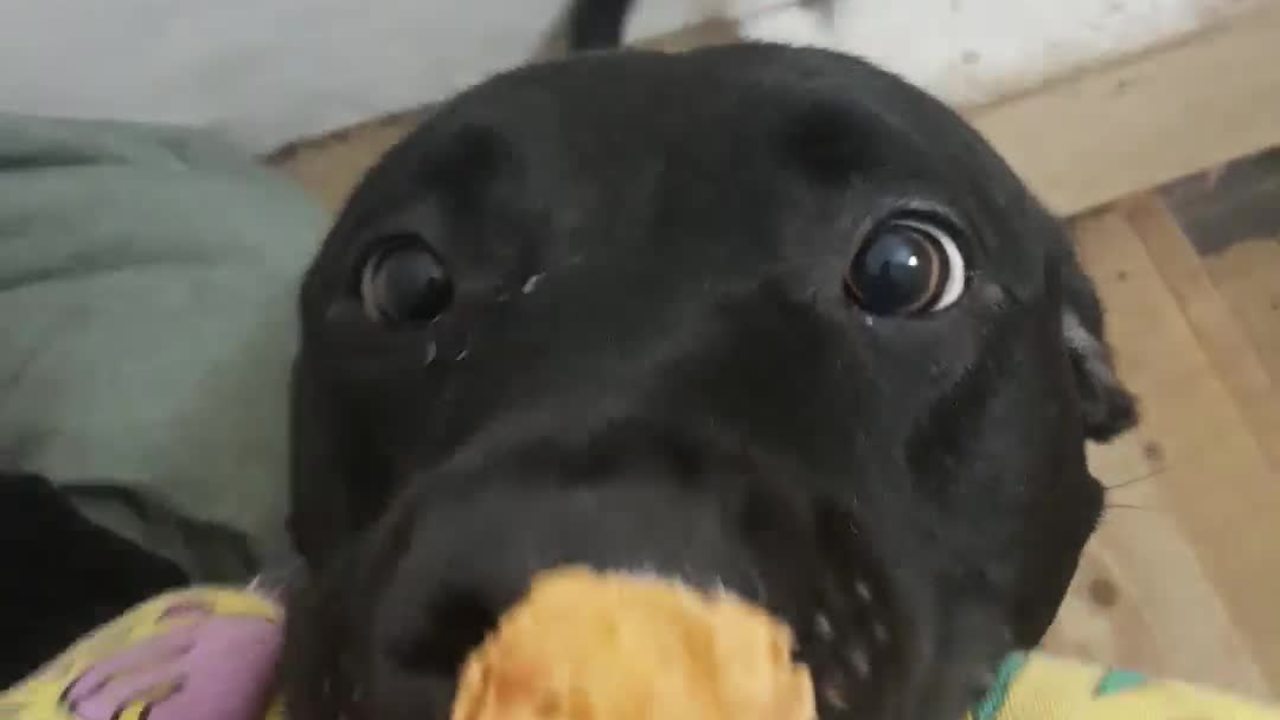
[282,42,1136,720]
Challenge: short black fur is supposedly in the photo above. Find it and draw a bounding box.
[283,45,1135,720]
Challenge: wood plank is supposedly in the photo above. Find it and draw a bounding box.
[1057,208,1280,694]
[1202,241,1280,391]
[1122,195,1280,475]
[1046,477,1269,696]
[271,114,422,212]
[968,2,1280,217]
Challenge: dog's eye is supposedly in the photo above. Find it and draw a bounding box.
[360,236,454,324]
[844,216,966,316]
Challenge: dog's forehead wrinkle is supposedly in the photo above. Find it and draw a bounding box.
[433,55,975,192]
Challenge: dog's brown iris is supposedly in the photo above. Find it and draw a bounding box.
[360,235,454,324]
[844,217,963,316]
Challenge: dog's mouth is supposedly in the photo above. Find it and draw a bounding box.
[289,478,1011,720]
[368,570,909,720]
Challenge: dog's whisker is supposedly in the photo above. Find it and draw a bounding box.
[1103,502,1157,514]
[1102,471,1157,492]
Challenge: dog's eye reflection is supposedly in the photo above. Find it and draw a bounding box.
[845,217,966,316]
[360,235,454,324]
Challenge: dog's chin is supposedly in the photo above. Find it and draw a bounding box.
[797,587,1016,720]
[285,484,1020,720]
[284,539,1017,720]
[298,560,1009,719]
[300,612,1006,720]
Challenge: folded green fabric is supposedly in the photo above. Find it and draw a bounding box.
[0,115,327,578]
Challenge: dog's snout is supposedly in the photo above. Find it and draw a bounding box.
[373,480,760,669]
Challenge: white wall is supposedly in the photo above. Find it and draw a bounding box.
[0,0,1245,153]
[0,0,768,151]
[742,0,1250,109]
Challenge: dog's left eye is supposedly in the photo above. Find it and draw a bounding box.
[360,235,454,324]
[844,216,966,316]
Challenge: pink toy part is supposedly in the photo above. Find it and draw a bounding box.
[62,604,282,720]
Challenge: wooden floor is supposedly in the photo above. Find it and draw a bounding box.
[1043,151,1280,697]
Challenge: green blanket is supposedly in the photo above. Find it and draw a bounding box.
[0,115,327,579]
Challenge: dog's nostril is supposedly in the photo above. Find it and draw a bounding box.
[394,589,498,676]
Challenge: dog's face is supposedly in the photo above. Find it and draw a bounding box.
[284,46,1135,720]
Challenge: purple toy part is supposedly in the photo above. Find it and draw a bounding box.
[64,609,282,720]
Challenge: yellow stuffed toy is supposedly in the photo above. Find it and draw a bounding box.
[970,651,1277,720]
[1,588,284,720]
[3,576,1277,720]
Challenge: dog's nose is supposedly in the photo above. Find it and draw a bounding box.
[376,481,761,681]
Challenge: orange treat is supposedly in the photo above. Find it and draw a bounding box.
[451,567,816,720]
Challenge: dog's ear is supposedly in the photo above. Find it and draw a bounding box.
[1056,250,1138,441]
[567,0,637,51]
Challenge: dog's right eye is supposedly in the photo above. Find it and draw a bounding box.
[844,215,966,316]
[360,235,454,324]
